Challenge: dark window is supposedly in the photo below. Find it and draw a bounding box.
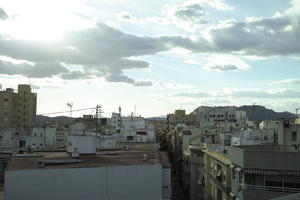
[4,99,8,101]
[127,136,134,140]
[292,131,297,141]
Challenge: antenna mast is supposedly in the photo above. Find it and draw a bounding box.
[67,102,73,118]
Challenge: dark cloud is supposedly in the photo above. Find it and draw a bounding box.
[106,74,153,86]
[0,8,8,20]
[208,64,238,71]
[0,60,69,78]
[60,71,89,80]
[119,12,135,21]
[0,23,166,85]
[173,4,207,25]
[105,74,135,84]
[207,15,300,56]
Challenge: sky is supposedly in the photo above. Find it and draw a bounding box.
[0,0,300,117]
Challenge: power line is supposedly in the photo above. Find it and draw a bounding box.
[39,107,96,116]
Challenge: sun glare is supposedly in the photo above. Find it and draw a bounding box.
[1,0,91,41]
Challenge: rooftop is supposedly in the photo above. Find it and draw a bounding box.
[6,149,170,171]
[203,148,231,165]
[232,145,300,152]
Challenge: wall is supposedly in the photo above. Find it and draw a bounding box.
[5,164,162,200]
[229,147,300,171]
[66,136,96,154]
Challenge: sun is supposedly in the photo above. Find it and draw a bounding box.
[1,0,91,41]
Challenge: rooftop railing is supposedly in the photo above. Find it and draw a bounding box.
[242,184,300,193]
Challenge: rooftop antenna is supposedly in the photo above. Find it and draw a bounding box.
[67,102,73,118]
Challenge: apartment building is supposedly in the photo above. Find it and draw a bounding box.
[0,84,37,129]
[167,110,197,131]
[229,145,300,200]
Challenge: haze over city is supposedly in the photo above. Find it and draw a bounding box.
[1,0,300,117]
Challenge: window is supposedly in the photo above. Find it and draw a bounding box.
[292,131,297,141]
[127,136,134,140]
[232,169,236,180]
[4,98,8,101]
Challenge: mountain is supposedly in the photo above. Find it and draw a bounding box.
[192,105,296,121]
[237,105,296,121]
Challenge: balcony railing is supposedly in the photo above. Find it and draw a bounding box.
[242,184,300,193]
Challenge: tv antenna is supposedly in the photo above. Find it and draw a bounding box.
[67,102,74,118]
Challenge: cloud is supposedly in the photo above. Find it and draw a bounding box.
[276,79,300,85]
[60,71,89,80]
[205,14,300,56]
[106,74,153,86]
[118,12,141,23]
[1,0,300,87]
[134,80,153,87]
[0,8,8,20]
[195,0,234,11]
[167,3,208,32]
[223,89,300,98]
[0,60,69,78]
[206,64,238,71]
[173,90,211,98]
[203,55,251,71]
[0,23,166,86]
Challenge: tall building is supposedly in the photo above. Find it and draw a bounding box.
[0,84,37,129]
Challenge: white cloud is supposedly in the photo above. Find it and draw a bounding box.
[188,0,234,11]
[220,88,300,98]
[275,79,300,85]
[203,55,251,71]
[173,90,211,98]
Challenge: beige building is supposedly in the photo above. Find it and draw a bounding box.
[0,84,37,129]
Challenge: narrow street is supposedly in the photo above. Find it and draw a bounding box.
[171,170,189,200]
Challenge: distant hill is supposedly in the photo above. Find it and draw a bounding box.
[192,105,296,121]
[35,115,74,123]
[237,105,296,121]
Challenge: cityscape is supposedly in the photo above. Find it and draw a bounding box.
[0,84,299,200]
[1,0,300,200]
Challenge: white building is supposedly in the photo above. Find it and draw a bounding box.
[26,126,57,149]
[5,150,171,200]
[110,114,156,143]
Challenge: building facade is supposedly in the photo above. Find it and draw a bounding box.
[0,84,37,129]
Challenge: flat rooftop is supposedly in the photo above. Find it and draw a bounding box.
[232,145,300,152]
[203,149,231,165]
[6,150,171,171]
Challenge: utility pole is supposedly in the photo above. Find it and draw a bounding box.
[95,105,102,135]
[296,108,300,117]
[67,102,73,118]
